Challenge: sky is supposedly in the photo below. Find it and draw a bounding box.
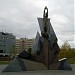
[0,0,74,48]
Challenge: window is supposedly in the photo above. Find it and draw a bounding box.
[0,50,3,53]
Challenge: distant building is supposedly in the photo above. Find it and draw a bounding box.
[0,32,16,56]
[15,39,21,54]
[16,38,34,54]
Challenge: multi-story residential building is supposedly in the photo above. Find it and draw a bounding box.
[16,38,34,54]
[0,32,16,56]
[15,39,21,54]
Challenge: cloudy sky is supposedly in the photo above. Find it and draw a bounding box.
[0,0,74,47]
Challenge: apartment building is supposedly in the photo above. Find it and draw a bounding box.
[0,32,16,56]
[16,38,34,54]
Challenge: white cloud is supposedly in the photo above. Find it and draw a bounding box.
[0,0,74,47]
[51,14,69,24]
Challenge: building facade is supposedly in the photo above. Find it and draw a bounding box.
[16,38,34,54]
[0,32,16,56]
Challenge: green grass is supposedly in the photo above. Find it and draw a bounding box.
[0,61,10,65]
[68,58,75,64]
[0,58,75,65]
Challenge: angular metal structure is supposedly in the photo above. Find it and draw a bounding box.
[3,7,72,72]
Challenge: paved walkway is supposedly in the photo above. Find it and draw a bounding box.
[0,64,75,75]
[0,65,7,72]
[71,64,75,71]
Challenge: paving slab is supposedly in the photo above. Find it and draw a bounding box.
[0,64,75,75]
[0,70,75,75]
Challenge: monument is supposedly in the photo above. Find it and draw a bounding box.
[3,7,72,72]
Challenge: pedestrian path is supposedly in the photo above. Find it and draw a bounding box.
[0,64,75,75]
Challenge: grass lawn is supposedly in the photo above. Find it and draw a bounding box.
[68,57,75,64]
[0,61,11,65]
[0,57,75,65]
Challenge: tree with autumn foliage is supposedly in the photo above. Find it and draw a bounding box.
[58,41,75,59]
